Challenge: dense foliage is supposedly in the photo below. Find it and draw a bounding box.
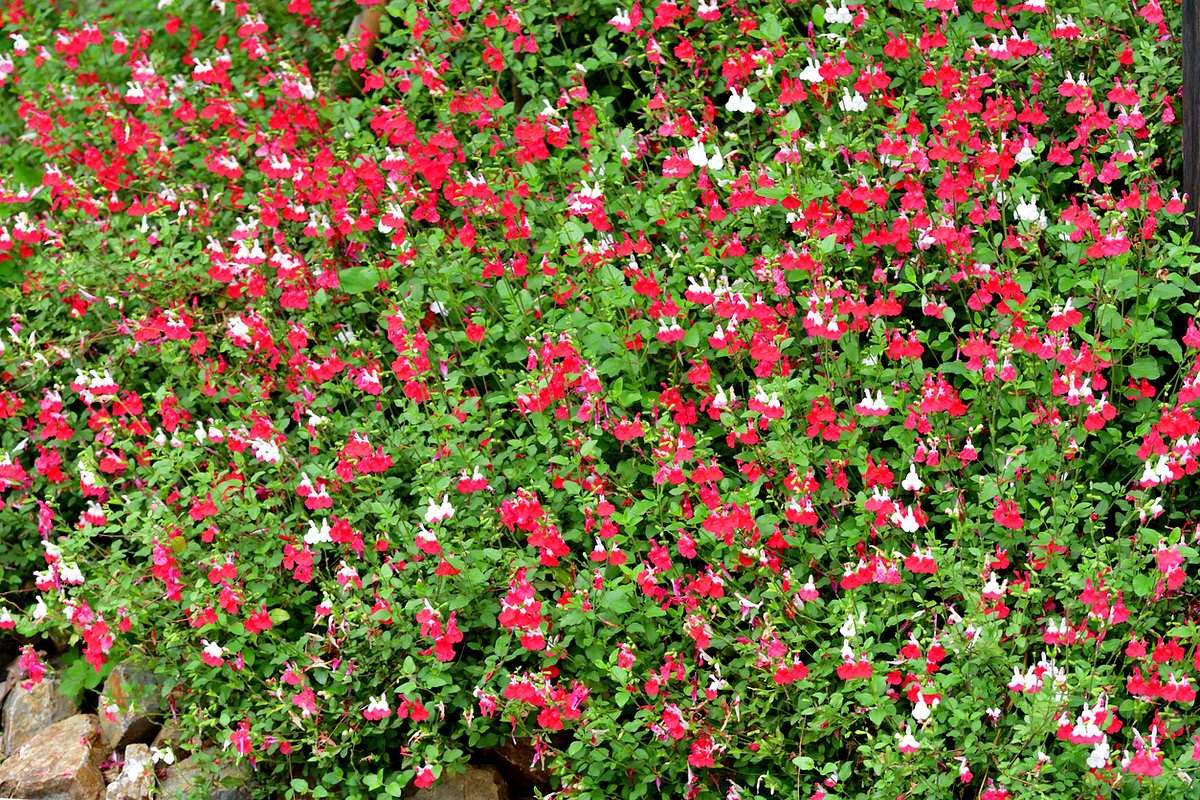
[1,0,1199,797]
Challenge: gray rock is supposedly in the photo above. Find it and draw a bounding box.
[0,713,107,800]
[0,659,19,714]
[2,670,76,755]
[97,665,162,750]
[410,766,508,800]
[105,744,154,800]
[156,750,250,800]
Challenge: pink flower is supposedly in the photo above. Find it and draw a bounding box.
[17,646,47,689]
[229,720,253,756]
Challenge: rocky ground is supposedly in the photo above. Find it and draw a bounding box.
[0,650,521,800]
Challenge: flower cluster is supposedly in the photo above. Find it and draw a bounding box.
[1,0,1199,797]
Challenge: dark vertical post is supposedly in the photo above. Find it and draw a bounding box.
[1185,0,1200,243]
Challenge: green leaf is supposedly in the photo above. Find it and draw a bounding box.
[759,12,783,40]
[1153,337,1183,363]
[58,655,108,701]
[562,219,586,244]
[339,267,378,294]
[602,588,633,615]
[1095,303,1123,336]
[1128,357,1162,380]
[1150,282,1184,303]
[11,163,41,187]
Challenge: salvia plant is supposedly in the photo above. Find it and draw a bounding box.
[0,0,1198,797]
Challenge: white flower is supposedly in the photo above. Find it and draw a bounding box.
[901,463,923,493]
[251,438,282,464]
[897,727,920,751]
[798,58,823,83]
[1013,195,1048,229]
[1087,737,1109,770]
[304,519,332,545]
[706,146,724,171]
[687,139,726,171]
[226,315,251,344]
[151,746,176,765]
[366,694,390,715]
[337,562,359,585]
[713,385,736,409]
[1015,196,1038,222]
[825,0,853,24]
[424,494,455,524]
[892,506,919,533]
[912,695,931,723]
[725,88,756,114]
[59,562,84,585]
[838,89,867,113]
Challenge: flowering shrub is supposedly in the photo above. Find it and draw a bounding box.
[2,0,1200,797]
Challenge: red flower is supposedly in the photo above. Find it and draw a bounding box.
[413,765,436,789]
[992,499,1024,530]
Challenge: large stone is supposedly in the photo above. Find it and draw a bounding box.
[97,665,162,749]
[105,744,154,800]
[488,739,551,790]
[0,713,107,800]
[2,671,76,755]
[157,750,250,800]
[410,765,508,800]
